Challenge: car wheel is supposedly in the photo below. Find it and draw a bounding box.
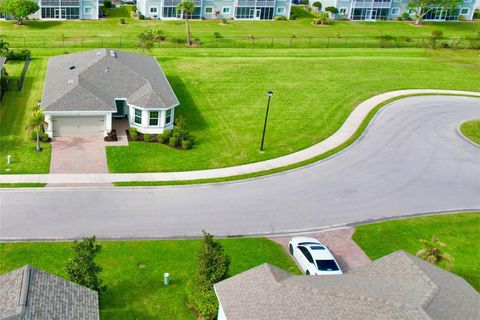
[289,244,293,255]
[306,270,310,275]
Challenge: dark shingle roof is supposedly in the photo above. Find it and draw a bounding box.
[214,250,480,320]
[0,265,99,320]
[41,49,179,112]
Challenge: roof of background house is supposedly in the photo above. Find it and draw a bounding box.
[0,265,99,320]
[41,49,179,112]
[214,250,480,320]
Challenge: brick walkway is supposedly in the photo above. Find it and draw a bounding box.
[50,137,108,174]
[270,227,371,272]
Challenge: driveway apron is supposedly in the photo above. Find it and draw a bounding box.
[50,137,108,174]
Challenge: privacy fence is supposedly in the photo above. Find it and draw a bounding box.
[1,35,479,50]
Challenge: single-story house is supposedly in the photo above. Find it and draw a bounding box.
[214,250,480,320]
[41,49,179,138]
[0,265,99,319]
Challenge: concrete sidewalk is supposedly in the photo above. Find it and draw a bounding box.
[1,89,479,184]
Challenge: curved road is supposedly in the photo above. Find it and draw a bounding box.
[1,96,479,240]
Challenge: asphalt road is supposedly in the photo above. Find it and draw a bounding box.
[1,96,479,240]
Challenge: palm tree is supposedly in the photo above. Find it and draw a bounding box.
[176,1,195,46]
[416,235,454,271]
[27,109,47,152]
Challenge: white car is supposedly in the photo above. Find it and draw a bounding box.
[289,237,343,275]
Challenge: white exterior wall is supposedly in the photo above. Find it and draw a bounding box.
[217,302,227,320]
[128,105,175,134]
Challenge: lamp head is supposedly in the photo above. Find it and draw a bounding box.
[268,90,273,97]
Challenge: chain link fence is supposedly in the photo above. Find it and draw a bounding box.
[1,35,479,50]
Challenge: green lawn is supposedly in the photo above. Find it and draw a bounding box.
[0,57,51,174]
[353,212,480,292]
[105,48,480,172]
[0,237,300,319]
[0,183,46,187]
[460,120,480,144]
[3,60,25,78]
[0,7,478,43]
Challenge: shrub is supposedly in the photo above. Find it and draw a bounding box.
[221,18,228,24]
[274,15,287,21]
[66,236,106,294]
[119,18,126,24]
[431,30,444,39]
[103,0,112,8]
[6,48,30,60]
[475,9,480,20]
[128,127,138,140]
[325,6,339,14]
[213,31,222,38]
[143,133,151,142]
[131,5,137,12]
[163,129,172,139]
[313,12,331,25]
[186,231,230,320]
[312,2,321,9]
[139,14,145,20]
[458,15,465,21]
[169,136,178,147]
[290,12,297,20]
[157,133,167,144]
[31,131,49,142]
[401,12,410,21]
[181,139,193,150]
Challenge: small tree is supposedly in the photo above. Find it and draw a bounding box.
[66,236,106,293]
[313,11,331,25]
[5,0,39,25]
[408,0,462,25]
[26,109,47,152]
[312,2,321,11]
[325,6,339,15]
[186,231,230,320]
[176,1,195,46]
[416,235,454,271]
[136,30,154,53]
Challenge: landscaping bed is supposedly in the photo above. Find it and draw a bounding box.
[0,237,300,319]
[353,212,480,292]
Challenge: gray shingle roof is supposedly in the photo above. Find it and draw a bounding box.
[0,265,99,320]
[214,250,480,320]
[41,49,179,112]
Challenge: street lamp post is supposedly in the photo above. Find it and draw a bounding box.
[260,90,273,151]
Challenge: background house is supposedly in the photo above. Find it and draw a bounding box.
[136,0,291,20]
[41,49,179,138]
[0,265,99,320]
[309,0,477,21]
[214,250,480,320]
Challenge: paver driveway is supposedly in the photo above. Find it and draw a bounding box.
[50,137,108,173]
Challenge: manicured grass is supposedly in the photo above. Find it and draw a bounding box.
[0,58,51,174]
[3,60,25,78]
[353,212,480,292]
[0,7,478,42]
[0,237,300,319]
[105,48,480,173]
[460,120,480,145]
[0,183,46,187]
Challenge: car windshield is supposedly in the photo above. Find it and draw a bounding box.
[316,260,339,271]
[298,242,319,246]
[310,246,325,250]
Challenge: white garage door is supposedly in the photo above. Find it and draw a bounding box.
[52,116,105,137]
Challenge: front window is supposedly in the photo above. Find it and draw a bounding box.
[276,7,285,15]
[165,109,173,125]
[316,260,339,271]
[84,6,93,14]
[460,8,469,15]
[149,6,158,14]
[222,7,231,14]
[134,109,142,125]
[205,7,213,14]
[149,111,159,126]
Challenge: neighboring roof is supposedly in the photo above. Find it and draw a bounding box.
[0,265,99,320]
[41,49,179,112]
[214,250,480,320]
